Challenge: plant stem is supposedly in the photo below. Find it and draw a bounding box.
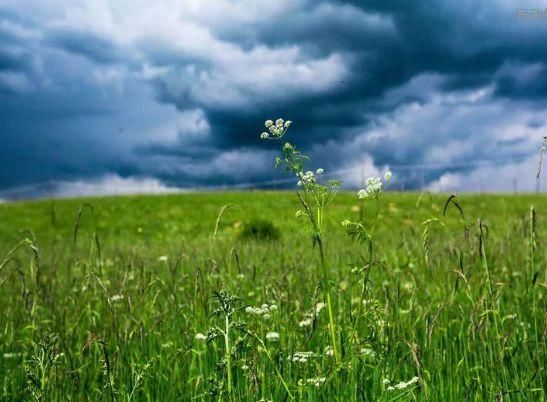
[317,234,340,364]
[224,315,233,400]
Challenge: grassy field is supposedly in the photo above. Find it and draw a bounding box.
[0,191,545,401]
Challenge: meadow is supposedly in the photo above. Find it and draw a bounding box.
[0,190,545,401]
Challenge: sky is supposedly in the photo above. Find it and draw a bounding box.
[1,0,547,197]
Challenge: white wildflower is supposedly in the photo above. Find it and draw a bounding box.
[265,120,273,127]
[316,168,324,174]
[387,376,419,391]
[358,177,383,199]
[195,333,207,341]
[266,331,280,341]
[306,376,327,387]
[360,348,376,359]
[315,302,326,314]
[246,303,277,319]
[109,294,124,302]
[284,120,292,128]
[324,346,334,357]
[298,170,316,187]
[275,118,284,127]
[260,132,269,139]
[382,378,391,385]
[384,171,392,181]
[158,255,168,262]
[289,351,314,363]
[299,318,313,327]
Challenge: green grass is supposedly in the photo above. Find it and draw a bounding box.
[0,191,545,401]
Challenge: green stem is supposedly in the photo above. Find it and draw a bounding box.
[224,315,233,400]
[252,334,294,399]
[317,235,340,364]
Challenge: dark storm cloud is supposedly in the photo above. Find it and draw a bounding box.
[150,0,547,148]
[1,0,546,195]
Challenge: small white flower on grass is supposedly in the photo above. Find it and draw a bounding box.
[306,376,327,387]
[195,333,207,341]
[382,378,391,385]
[358,177,383,199]
[360,348,376,359]
[276,118,284,127]
[324,346,334,357]
[266,331,280,341]
[299,318,312,327]
[314,302,326,314]
[246,303,277,320]
[289,351,314,363]
[260,132,269,139]
[384,171,392,181]
[297,170,316,187]
[386,376,419,391]
[158,255,168,262]
[109,294,124,302]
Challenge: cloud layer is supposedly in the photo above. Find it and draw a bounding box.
[1,0,546,194]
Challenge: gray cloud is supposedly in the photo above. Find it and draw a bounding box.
[0,0,546,195]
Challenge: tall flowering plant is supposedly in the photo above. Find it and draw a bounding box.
[260,118,342,363]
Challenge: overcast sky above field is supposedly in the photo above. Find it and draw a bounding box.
[1,0,547,196]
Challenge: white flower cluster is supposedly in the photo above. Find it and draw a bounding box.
[3,352,22,359]
[357,171,392,199]
[305,377,327,387]
[298,302,326,327]
[109,294,124,302]
[324,345,334,357]
[298,318,313,327]
[265,331,280,342]
[194,333,207,341]
[360,348,376,359]
[288,351,315,363]
[260,118,292,139]
[385,376,419,391]
[245,303,278,320]
[296,169,322,187]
